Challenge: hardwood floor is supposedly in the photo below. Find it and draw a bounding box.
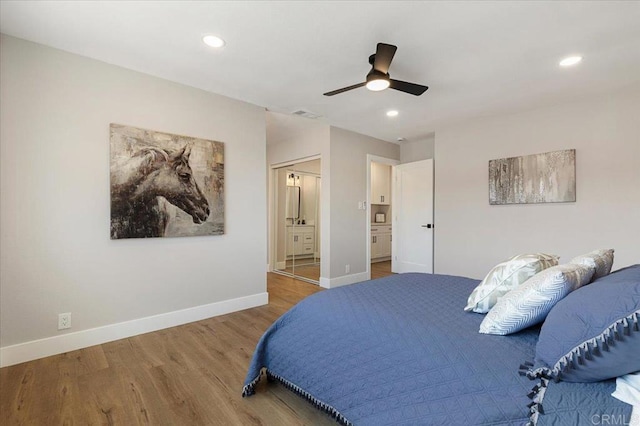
[0,274,334,426]
[1,268,395,425]
[277,260,393,283]
[371,260,392,280]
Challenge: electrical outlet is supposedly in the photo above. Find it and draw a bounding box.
[345,264,350,273]
[58,312,71,330]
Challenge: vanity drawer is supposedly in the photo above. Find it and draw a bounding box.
[371,226,392,234]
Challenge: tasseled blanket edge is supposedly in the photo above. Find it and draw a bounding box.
[241,371,262,397]
[266,370,353,426]
[520,309,640,426]
[242,368,352,426]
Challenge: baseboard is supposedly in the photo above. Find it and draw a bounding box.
[276,261,286,270]
[319,277,331,288]
[0,292,269,368]
[320,271,369,289]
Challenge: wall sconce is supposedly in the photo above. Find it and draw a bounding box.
[287,172,301,187]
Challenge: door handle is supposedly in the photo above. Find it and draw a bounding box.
[421,224,433,229]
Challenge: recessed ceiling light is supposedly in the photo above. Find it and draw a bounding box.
[386,110,399,117]
[202,35,226,48]
[559,56,582,67]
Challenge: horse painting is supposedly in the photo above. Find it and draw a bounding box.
[110,124,224,239]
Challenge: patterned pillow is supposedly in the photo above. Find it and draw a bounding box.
[464,253,559,313]
[479,264,594,335]
[532,264,640,382]
[570,249,614,282]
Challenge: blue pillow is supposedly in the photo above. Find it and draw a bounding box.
[533,264,640,383]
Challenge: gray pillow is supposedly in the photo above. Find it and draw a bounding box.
[570,249,614,282]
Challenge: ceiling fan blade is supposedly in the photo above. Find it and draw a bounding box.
[389,79,429,96]
[373,43,397,74]
[323,82,366,96]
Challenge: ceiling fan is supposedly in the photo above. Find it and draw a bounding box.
[323,43,428,97]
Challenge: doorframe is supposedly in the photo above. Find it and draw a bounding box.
[268,155,322,284]
[365,154,400,280]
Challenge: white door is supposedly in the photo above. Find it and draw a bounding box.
[393,159,434,273]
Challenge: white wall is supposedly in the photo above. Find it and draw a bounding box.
[266,112,330,164]
[329,127,400,281]
[400,134,435,163]
[435,87,640,279]
[0,36,268,365]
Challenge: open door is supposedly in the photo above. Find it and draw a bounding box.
[392,159,434,273]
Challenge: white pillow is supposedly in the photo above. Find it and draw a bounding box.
[613,371,640,407]
[479,264,595,335]
[464,253,559,314]
[570,249,614,281]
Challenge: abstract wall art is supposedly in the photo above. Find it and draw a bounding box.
[489,149,576,205]
[110,124,224,239]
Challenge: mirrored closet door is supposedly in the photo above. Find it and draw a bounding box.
[274,159,321,283]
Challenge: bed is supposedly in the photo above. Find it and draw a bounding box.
[243,272,635,425]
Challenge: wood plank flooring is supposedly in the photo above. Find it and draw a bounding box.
[370,260,392,280]
[1,267,393,425]
[278,260,392,283]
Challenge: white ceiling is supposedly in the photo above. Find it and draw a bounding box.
[2,1,639,143]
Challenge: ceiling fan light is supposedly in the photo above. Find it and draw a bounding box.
[366,78,390,91]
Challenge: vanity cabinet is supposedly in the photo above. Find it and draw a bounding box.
[371,162,391,205]
[286,225,315,257]
[371,225,392,260]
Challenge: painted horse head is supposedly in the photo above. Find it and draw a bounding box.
[132,144,210,224]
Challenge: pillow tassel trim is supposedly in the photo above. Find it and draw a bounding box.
[519,361,548,426]
[521,309,640,425]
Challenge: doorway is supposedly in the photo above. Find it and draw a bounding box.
[272,158,321,284]
[367,155,399,280]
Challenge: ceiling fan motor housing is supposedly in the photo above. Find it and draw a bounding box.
[366,69,390,83]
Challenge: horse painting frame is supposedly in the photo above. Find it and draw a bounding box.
[110,124,224,239]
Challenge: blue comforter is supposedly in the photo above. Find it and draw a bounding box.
[243,273,631,425]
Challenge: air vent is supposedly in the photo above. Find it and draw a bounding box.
[291,109,321,119]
